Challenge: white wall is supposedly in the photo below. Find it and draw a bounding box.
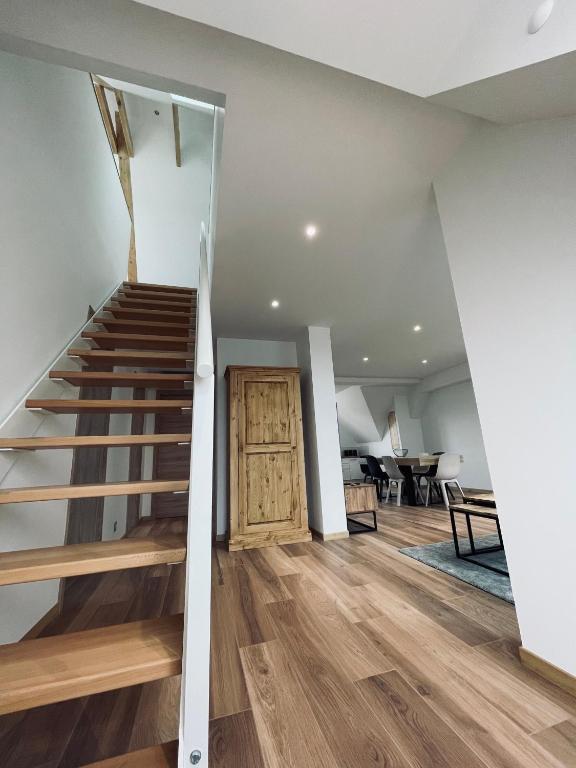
[126,93,213,288]
[214,337,298,537]
[296,327,347,536]
[0,50,130,424]
[420,379,491,489]
[0,50,131,643]
[435,116,576,676]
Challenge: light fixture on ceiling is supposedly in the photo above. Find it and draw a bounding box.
[421,359,428,365]
[528,0,554,33]
[413,324,422,332]
[270,299,280,308]
[305,223,318,239]
[363,356,369,362]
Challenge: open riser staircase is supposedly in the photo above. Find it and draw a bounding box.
[0,281,199,767]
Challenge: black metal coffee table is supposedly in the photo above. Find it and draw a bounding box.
[449,497,508,577]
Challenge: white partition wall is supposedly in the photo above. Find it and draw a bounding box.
[435,117,576,676]
[297,327,348,537]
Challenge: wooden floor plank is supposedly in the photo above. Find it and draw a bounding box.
[356,670,490,768]
[267,599,412,768]
[240,640,337,768]
[209,710,266,768]
[533,720,576,767]
[210,582,251,719]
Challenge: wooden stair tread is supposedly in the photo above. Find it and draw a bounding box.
[119,289,194,304]
[0,614,183,714]
[103,306,194,323]
[82,331,194,350]
[0,535,187,585]
[123,280,195,295]
[79,741,177,768]
[50,371,193,388]
[68,348,194,368]
[93,317,194,336]
[0,433,191,451]
[0,479,189,504]
[26,399,193,414]
[112,298,193,312]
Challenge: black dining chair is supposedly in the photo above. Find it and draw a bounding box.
[360,463,371,483]
[362,455,389,501]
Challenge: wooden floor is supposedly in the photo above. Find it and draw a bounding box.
[2,503,576,767]
[210,501,576,768]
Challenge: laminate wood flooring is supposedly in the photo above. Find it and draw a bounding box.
[210,500,576,767]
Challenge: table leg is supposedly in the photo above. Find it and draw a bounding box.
[449,508,461,558]
[465,512,476,554]
[400,466,417,505]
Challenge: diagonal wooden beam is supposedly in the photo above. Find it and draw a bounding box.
[115,112,137,281]
[92,80,118,155]
[114,90,134,158]
[172,104,182,167]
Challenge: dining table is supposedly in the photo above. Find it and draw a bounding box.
[378,455,463,506]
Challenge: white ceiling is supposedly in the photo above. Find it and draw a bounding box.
[430,48,576,123]
[133,0,576,98]
[203,31,480,379]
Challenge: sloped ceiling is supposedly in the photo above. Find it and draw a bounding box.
[133,0,576,98]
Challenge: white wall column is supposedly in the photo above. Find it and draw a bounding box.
[435,117,576,677]
[297,327,348,537]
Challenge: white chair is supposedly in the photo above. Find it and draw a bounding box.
[425,453,463,510]
[381,456,407,506]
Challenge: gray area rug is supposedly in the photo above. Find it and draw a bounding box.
[399,534,514,604]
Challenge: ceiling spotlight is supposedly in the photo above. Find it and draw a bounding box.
[413,324,422,332]
[422,359,428,365]
[271,299,280,308]
[363,357,369,362]
[305,224,318,239]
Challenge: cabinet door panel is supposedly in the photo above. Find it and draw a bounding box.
[244,380,291,445]
[245,451,294,525]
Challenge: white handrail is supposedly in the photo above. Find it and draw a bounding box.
[195,223,214,378]
[178,223,215,768]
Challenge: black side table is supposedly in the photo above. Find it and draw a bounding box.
[449,500,508,576]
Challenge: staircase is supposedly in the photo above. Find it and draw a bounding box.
[0,281,197,767]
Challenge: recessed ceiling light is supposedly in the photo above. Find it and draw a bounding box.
[422,359,428,365]
[305,224,318,239]
[363,357,369,362]
[413,324,422,332]
[271,299,280,308]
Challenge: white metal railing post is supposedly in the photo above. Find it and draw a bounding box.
[178,223,214,767]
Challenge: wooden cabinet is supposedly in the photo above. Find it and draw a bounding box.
[226,366,311,551]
